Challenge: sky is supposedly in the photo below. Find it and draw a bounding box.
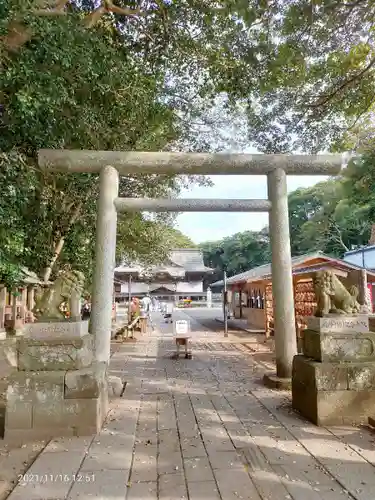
[176,173,327,243]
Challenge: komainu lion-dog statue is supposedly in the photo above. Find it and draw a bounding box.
[33,269,85,321]
[313,270,361,317]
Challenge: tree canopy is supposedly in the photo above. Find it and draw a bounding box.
[2,0,375,288]
[199,228,271,282]
[237,0,375,153]
[200,154,375,276]
[1,0,246,287]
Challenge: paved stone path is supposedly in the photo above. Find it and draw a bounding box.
[6,311,375,499]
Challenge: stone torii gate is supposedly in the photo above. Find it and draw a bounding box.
[38,150,343,385]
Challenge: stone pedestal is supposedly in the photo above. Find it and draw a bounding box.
[292,315,375,426]
[0,321,108,443]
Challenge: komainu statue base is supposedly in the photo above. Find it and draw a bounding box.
[292,355,375,426]
[0,320,108,444]
[292,313,375,426]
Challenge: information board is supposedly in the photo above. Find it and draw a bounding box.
[174,320,189,336]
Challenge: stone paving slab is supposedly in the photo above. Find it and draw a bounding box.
[0,442,45,500]
[5,312,375,500]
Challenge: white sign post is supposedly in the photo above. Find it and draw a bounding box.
[173,319,192,359]
[174,319,190,337]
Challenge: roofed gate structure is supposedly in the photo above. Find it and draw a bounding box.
[114,249,212,301]
[38,150,344,386]
[212,251,375,340]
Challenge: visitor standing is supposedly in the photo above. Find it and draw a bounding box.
[141,294,152,314]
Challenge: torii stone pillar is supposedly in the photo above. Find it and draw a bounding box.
[90,165,119,364]
[38,150,343,382]
[265,168,297,385]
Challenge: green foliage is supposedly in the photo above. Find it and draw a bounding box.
[5,0,374,289]
[288,155,375,257]
[205,0,375,153]
[163,227,196,250]
[1,13,177,153]
[0,7,188,287]
[0,152,36,287]
[199,154,375,275]
[199,229,270,280]
[116,219,195,267]
[1,1,253,288]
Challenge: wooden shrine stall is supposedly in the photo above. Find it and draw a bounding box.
[227,252,375,340]
[0,268,42,334]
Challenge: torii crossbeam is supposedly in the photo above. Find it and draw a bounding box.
[38,149,343,385]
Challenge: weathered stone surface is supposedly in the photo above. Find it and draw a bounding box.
[347,363,375,390]
[18,334,93,371]
[24,320,89,340]
[4,426,75,444]
[108,375,123,398]
[100,380,109,418]
[292,355,375,425]
[5,401,32,429]
[7,328,375,500]
[303,329,375,362]
[263,372,291,390]
[292,384,375,426]
[64,362,107,399]
[292,355,348,391]
[0,338,18,379]
[307,315,369,333]
[64,398,102,429]
[6,371,66,403]
[33,398,101,430]
[0,330,6,340]
[3,369,107,442]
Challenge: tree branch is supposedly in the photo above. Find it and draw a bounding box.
[42,182,95,282]
[306,55,375,110]
[33,0,69,15]
[328,218,349,251]
[84,0,148,28]
[43,200,83,283]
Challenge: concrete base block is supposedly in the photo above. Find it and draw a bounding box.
[18,334,93,371]
[2,319,108,443]
[23,320,89,339]
[307,315,369,334]
[292,355,375,425]
[64,362,107,399]
[303,329,375,362]
[263,372,291,390]
[3,425,102,444]
[292,385,375,426]
[3,366,109,443]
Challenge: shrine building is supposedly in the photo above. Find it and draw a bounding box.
[114,248,213,303]
[211,251,375,339]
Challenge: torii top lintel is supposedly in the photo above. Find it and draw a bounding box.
[38,149,344,176]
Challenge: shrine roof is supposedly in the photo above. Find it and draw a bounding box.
[169,249,212,272]
[115,249,213,275]
[211,252,375,287]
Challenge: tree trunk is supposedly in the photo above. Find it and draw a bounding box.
[369,224,375,245]
[43,202,83,283]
